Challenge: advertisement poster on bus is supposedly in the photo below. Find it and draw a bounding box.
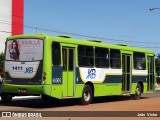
[6,39,43,61]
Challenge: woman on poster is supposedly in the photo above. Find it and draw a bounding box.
[9,40,20,60]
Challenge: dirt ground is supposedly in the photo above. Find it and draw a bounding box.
[0,91,160,120]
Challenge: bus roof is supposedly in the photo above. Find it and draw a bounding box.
[7,34,154,54]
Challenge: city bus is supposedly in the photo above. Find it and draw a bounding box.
[1,34,156,105]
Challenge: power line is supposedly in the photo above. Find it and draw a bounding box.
[1,14,160,45]
[1,19,160,47]
[32,26,160,45]
[1,16,160,45]
[0,13,23,19]
[0,30,11,33]
[1,28,159,49]
[132,46,160,48]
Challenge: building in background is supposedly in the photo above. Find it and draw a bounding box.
[0,0,24,53]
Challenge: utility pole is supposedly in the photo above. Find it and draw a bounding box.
[35,26,38,34]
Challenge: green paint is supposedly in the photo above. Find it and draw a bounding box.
[94,84,122,96]
[62,72,68,96]
[68,71,74,96]
[75,84,84,98]
[51,85,62,99]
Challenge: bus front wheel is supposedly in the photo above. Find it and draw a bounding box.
[1,93,12,103]
[132,83,142,100]
[81,85,93,105]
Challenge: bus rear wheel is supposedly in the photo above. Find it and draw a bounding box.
[81,85,93,105]
[132,83,142,100]
[1,93,12,103]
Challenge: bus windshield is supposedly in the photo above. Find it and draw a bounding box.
[6,39,43,61]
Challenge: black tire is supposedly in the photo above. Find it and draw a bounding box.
[80,85,93,105]
[132,84,142,100]
[1,93,12,103]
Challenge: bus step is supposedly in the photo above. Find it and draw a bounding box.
[122,93,131,96]
[62,96,75,99]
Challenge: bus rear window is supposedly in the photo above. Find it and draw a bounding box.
[6,39,43,61]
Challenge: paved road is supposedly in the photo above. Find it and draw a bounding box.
[0,91,160,119]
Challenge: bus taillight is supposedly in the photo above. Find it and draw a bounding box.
[43,72,47,80]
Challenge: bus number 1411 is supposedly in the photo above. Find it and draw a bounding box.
[12,66,23,71]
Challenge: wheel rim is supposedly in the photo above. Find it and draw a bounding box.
[84,89,90,102]
[136,87,141,97]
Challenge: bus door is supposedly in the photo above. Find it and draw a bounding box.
[147,56,154,91]
[62,47,75,97]
[122,54,132,93]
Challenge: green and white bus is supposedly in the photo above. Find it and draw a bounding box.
[1,34,156,105]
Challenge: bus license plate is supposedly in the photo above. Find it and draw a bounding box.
[18,88,27,93]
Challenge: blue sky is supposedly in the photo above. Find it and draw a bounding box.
[25,0,160,55]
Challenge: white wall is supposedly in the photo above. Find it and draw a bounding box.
[0,0,12,53]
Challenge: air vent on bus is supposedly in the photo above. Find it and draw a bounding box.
[87,40,103,43]
[57,35,72,38]
[115,44,129,46]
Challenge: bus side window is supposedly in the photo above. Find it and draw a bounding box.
[52,42,61,66]
[95,47,109,68]
[78,45,93,67]
[110,49,121,69]
[133,52,146,70]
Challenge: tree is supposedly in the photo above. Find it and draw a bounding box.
[0,52,5,73]
[156,53,160,72]
[155,53,160,84]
